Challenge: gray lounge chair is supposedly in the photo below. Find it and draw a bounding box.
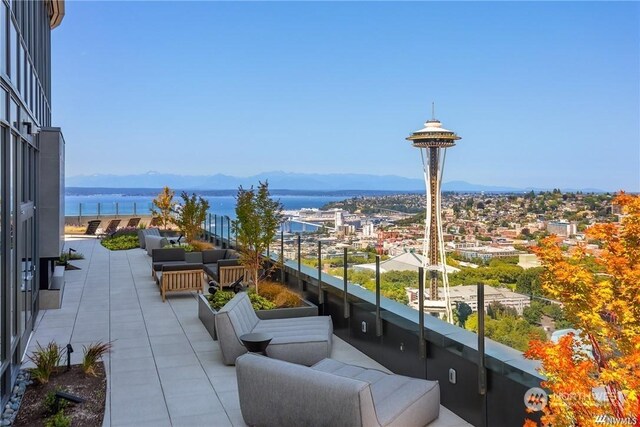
[236,353,441,427]
[215,292,332,366]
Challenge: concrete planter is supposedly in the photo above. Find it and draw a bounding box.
[255,299,318,320]
[197,294,319,341]
[40,265,66,310]
[198,294,218,340]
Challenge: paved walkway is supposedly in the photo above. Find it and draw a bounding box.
[26,237,468,427]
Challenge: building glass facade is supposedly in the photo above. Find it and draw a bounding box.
[1,0,62,408]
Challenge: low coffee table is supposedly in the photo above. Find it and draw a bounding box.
[240,333,273,355]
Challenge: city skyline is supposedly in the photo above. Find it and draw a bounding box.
[53,2,639,191]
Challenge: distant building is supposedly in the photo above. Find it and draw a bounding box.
[354,251,460,274]
[547,220,577,237]
[407,285,531,315]
[361,222,375,237]
[518,254,541,269]
[456,245,520,261]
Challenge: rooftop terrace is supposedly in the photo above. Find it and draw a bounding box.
[25,237,469,427]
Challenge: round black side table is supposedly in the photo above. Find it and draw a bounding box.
[240,333,273,355]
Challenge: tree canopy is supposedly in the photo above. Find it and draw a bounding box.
[524,193,640,427]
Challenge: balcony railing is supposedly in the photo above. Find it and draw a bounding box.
[203,215,544,427]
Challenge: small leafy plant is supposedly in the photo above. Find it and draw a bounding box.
[44,410,71,427]
[28,341,63,384]
[44,388,68,414]
[82,341,113,376]
[208,290,276,311]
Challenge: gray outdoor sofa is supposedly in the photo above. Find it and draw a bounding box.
[215,292,333,366]
[236,353,441,427]
[151,248,242,286]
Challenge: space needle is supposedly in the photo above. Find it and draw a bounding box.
[406,105,461,322]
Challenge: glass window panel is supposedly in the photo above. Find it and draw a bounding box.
[9,98,17,128]
[18,43,24,96]
[0,4,6,75]
[9,19,16,83]
[0,88,6,122]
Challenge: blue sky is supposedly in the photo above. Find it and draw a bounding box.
[53,1,639,191]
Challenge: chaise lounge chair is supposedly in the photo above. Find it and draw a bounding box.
[98,219,121,238]
[84,220,101,236]
[126,217,141,228]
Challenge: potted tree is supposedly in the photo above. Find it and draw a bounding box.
[234,181,283,293]
[197,181,317,340]
[150,186,175,231]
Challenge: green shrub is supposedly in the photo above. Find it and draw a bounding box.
[44,388,68,414]
[208,291,276,311]
[44,410,71,427]
[82,341,112,376]
[101,234,139,251]
[28,341,63,384]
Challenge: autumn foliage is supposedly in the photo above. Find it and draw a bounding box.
[524,193,640,426]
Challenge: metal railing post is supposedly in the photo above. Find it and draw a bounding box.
[133,202,137,216]
[97,203,101,218]
[78,203,82,223]
[208,214,212,242]
[343,247,349,318]
[478,282,487,396]
[375,255,382,337]
[115,202,119,218]
[317,240,324,306]
[419,267,426,359]
[280,230,285,284]
[227,216,231,248]
[297,234,302,292]
[215,214,219,245]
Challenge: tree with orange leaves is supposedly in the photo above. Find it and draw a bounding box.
[524,192,640,427]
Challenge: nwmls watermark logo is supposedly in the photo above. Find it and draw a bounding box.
[524,387,548,412]
[594,414,638,425]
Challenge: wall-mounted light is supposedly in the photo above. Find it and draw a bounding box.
[22,120,40,135]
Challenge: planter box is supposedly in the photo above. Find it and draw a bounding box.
[255,298,318,320]
[198,294,218,340]
[40,266,65,310]
[197,294,318,341]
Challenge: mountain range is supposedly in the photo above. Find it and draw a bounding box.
[65,171,604,193]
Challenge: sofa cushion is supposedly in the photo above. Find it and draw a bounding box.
[224,249,240,260]
[312,359,440,426]
[153,261,186,272]
[253,316,333,366]
[185,252,203,263]
[162,262,203,272]
[203,264,217,280]
[202,249,227,264]
[152,248,186,263]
